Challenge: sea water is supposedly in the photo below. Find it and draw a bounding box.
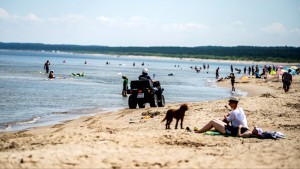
[0,50,248,131]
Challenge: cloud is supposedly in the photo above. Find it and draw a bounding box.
[0,8,10,19]
[95,16,159,32]
[64,14,85,21]
[26,13,40,21]
[162,23,208,32]
[96,16,115,24]
[48,14,86,24]
[95,15,208,33]
[0,8,40,22]
[129,16,148,23]
[0,8,19,20]
[260,22,286,34]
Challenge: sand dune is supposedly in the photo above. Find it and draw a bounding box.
[0,75,299,168]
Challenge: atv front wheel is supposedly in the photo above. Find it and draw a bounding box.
[150,94,158,107]
[158,94,165,107]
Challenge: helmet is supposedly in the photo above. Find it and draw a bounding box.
[142,68,148,74]
[122,75,127,79]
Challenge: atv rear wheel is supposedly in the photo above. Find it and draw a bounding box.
[128,95,137,109]
[138,102,145,108]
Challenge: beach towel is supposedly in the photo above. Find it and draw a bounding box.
[204,131,221,136]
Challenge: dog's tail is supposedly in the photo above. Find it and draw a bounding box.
[161,115,166,123]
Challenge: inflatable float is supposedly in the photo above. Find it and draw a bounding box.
[70,73,86,77]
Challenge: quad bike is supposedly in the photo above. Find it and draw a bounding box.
[127,80,165,109]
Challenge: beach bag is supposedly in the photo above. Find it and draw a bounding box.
[253,127,285,139]
[261,131,285,139]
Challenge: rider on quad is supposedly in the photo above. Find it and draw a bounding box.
[139,68,152,81]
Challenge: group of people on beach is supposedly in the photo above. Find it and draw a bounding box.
[216,64,296,93]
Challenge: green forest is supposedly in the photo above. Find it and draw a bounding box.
[0,42,299,63]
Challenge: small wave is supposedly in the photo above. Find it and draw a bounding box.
[231,89,247,96]
[205,78,218,87]
[1,116,41,130]
[64,108,105,115]
[52,111,68,114]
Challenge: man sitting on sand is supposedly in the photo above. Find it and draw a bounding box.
[195,96,252,137]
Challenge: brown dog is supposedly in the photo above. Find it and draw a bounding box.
[161,104,189,129]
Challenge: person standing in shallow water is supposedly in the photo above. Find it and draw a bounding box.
[122,75,128,97]
[216,67,219,79]
[230,73,235,91]
[44,60,50,73]
[248,66,251,75]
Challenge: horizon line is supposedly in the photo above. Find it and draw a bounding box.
[0,42,299,48]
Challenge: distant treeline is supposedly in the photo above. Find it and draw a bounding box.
[0,42,299,63]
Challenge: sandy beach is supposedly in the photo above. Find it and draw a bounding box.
[0,74,299,168]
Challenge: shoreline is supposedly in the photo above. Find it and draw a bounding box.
[2,49,299,65]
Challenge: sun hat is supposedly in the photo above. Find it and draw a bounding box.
[228,96,239,102]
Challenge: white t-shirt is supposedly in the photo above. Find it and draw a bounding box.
[226,107,249,128]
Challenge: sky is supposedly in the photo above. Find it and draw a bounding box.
[0,0,300,47]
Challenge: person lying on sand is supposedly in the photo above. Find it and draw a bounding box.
[194,96,252,138]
